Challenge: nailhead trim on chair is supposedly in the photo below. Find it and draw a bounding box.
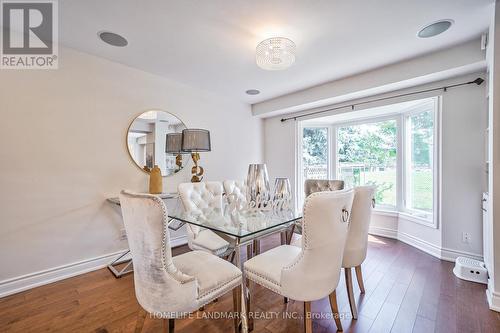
[197,275,242,300]
[282,191,323,272]
[245,270,282,295]
[121,191,196,285]
[283,191,352,272]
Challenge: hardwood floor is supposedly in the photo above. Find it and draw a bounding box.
[1,234,499,333]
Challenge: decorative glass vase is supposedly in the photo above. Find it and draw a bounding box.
[246,164,271,209]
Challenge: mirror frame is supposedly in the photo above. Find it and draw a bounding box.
[126,109,188,177]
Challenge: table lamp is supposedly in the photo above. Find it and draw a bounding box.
[165,133,184,172]
[181,129,211,182]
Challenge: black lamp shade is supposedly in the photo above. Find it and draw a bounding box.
[165,133,183,154]
[181,129,211,152]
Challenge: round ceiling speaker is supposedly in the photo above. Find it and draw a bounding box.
[98,31,128,47]
[417,20,453,38]
[245,89,260,95]
[256,37,296,70]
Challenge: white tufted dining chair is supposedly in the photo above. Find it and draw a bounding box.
[304,179,345,197]
[244,190,354,332]
[342,185,376,320]
[288,179,346,243]
[178,182,231,257]
[223,180,260,258]
[223,180,247,205]
[290,185,376,321]
[119,190,242,333]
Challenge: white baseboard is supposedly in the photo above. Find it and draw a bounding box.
[441,246,483,263]
[369,226,398,239]
[397,231,442,259]
[487,280,500,312]
[370,227,483,264]
[0,236,189,298]
[0,249,128,298]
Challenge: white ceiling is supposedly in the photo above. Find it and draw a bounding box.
[59,0,493,104]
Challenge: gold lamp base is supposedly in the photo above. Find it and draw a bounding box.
[190,152,204,182]
[175,154,183,172]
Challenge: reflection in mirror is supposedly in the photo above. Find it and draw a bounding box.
[127,110,187,177]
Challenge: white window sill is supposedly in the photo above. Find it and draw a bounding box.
[373,209,436,228]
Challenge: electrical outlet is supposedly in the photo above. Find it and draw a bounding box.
[462,232,471,244]
[119,229,127,241]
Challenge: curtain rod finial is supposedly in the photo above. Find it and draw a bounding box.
[473,78,484,85]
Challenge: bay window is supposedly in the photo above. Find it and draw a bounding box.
[403,108,436,219]
[302,127,330,180]
[337,119,397,208]
[299,97,439,225]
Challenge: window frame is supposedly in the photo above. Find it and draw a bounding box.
[297,96,441,228]
[400,98,440,226]
[298,123,333,207]
[334,114,400,211]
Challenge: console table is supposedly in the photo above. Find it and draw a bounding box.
[106,193,183,278]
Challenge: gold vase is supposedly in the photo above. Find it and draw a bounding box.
[149,165,163,194]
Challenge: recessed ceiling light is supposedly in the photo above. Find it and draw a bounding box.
[417,20,453,38]
[256,37,296,70]
[246,89,260,95]
[98,31,128,47]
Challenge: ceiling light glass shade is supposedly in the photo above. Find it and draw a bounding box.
[256,37,296,70]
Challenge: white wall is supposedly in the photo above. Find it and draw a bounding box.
[440,79,487,257]
[0,46,263,287]
[486,0,500,311]
[263,72,487,261]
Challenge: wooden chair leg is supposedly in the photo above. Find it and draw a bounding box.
[304,301,312,333]
[228,250,236,263]
[230,251,236,263]
[355,265,365,294]
[134,308,147,333]
[233,285,242,333]
[345,268,358,319]
[163,318,174,333]
[329,290,343,332]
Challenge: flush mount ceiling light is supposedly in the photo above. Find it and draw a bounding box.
[246,89,260,95]
[98,31,128,47]
[256,37,296,70]
[417,20,453,38]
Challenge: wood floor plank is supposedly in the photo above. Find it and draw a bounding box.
[0,234,499,333]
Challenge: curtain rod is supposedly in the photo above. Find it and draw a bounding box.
[280,77,484,123]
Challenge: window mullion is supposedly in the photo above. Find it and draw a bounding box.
[397,114,405,212]
[331,126,338,179]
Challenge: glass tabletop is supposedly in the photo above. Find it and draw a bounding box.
[168,198,302,239]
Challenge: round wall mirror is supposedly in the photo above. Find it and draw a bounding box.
[126,110,187,177]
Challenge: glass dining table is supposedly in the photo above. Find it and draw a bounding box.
[107,194,302,332]
[168,199,303,332]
